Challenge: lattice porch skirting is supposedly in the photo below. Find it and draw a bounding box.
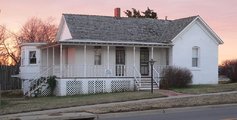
[55,78,135,96]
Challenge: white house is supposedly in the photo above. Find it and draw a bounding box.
[18,8,223,96]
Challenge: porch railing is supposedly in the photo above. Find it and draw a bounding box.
[155,65,169,77]
[50,65,137,78]
[133,66,141,90]
[153,67,160,88]
[25,66,53,96]
[45,65,169,78]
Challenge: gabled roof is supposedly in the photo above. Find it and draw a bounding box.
[62,14,220,44]
[159,16,198,43]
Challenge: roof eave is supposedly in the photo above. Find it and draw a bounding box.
[59,39,173,46]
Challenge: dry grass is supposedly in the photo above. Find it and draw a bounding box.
[0,91,165,115]
[83,93,237,114]
[172,83,237,94]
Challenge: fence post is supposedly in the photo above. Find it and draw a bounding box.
[0,84,1,107]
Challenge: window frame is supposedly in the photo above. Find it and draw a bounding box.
[192,46,200,67]
[116,47,125,65]
[29,51,37,65]
[94,46,102,65]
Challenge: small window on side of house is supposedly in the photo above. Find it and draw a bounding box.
[94,46,102,65]
[21,50,25,66]
[29,51,37,64]
[192,47,199,67]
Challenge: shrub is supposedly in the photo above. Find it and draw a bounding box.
[220,59,237,83]
[160,66,193,89]
[47,76,57,95]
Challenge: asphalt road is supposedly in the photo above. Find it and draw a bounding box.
[98,104,237,120]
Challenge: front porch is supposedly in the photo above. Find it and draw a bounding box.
[40,42,171,78]
[24,42,171,96]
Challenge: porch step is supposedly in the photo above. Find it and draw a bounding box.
[139,77,159,90]
[140,87,159,90]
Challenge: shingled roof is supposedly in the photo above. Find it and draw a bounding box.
[63,14,198,43]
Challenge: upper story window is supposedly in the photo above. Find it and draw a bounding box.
[94,46,102,65]
[29,51,37,64]
[192,47,199,67]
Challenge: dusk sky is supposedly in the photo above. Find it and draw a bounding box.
[0,0,236,64]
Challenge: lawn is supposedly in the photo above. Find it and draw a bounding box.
[0,91,165,115]
[172,83,237,94]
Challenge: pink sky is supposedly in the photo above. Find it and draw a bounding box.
[0,0,236,64]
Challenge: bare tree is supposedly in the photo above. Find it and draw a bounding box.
[0,26,20,65]
[18,17,58,43]
[0,17,57,65]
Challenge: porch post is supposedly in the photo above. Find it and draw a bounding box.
[52,47,55,75]
[46,47,49,76]
[60,44,63,78]
[133,46,136,76]
[84,45,87,77]
[107,45,110,76]
[151,47,154,59]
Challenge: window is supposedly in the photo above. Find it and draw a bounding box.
[94,46,102,65]
[116,47,125,65]
[29,51,37,64]
[192,47,199,67]
[21,50,25,65]
[116,47,125,76]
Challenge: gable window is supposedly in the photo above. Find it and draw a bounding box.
[192,47,199,67]
[94,46,102,65]
[29,51,37,64]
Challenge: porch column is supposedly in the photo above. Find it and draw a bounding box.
[60,44,63,78]
[46,47,49,76]
[133,46,136,76]
[84,45,87,77]
[52,47,55,75]
[151,46,154,59]
[107,46,110,76]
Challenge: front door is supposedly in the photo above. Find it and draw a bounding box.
[140,48,149,76]
[116,47,125,76]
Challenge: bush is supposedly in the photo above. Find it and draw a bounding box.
[160,66,193,89]
[47,76,57,95]
[220,59,237,83]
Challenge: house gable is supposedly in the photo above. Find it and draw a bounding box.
[171,17,221,84]
[56,16,72,41]
[171,16,224,45]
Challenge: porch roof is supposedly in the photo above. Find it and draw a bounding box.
[38,39,173,49]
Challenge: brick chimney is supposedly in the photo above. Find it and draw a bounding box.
[114,8,121,18]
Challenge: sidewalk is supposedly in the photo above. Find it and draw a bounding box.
[1,91,237,120]
[157,89,187,97]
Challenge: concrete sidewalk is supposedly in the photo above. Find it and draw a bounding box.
[1,91,237,120]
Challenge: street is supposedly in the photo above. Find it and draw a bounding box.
[98,104,237,120]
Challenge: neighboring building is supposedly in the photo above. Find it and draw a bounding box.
[18,8,223,96]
